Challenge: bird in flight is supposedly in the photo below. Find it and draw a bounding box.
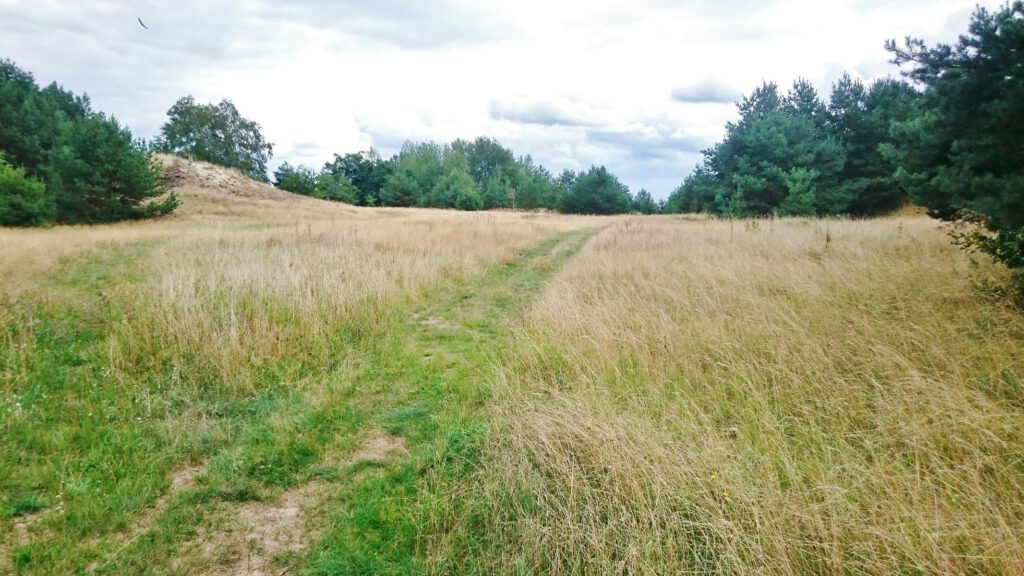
[138,17,149,30]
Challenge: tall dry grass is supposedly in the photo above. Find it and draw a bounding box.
[433,216,1024,575]
[104,212,583,389]
[0,223,177,299]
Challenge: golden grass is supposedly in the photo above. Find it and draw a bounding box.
[1,161,597,396]
[0,223,173,299]
[435,216,1024,575]
[103,212,587,388]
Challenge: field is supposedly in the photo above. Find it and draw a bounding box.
[2,160,1023,575]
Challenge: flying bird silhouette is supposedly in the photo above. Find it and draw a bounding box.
[138,17,149,30]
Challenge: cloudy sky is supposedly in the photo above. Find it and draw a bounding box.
[0,0,998,198]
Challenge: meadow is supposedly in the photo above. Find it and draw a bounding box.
[2,160,1022,575]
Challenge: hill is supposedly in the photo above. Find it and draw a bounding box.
[155,154,363,221]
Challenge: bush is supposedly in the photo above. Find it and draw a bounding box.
[0,157,51,226]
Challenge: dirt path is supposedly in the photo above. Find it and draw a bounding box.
[290,227,602,574]
[44,227,599,576]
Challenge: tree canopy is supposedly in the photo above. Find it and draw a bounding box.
[885,2,1024,278]
[154,96,274,182]
[0,59,176,226]
[559,166,632,215]
[667,78,916,218]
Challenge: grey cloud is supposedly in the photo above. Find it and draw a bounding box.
[586,129,709,159]
[489,100,598,127]
[257,0,515,49]
[288,141,323,154]
[0,1,306,141]
[670,79,739,104]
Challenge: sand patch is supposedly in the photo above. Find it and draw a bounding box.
[177,481,327,576]
[352,434,409,463]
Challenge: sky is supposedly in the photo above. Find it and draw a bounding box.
[0,0,1001,199]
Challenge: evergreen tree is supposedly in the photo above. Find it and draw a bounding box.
[321,149,391,206]
[48,113,176,223]
[559,166,632,214]
[829,74,919,215]
[673,80,846,216]
[315,172,359,203]
[631,189,659,214]
[463,136,515,189]
[379,170,420,207]
[886,2,1024,283]
[514,156,558,210]
[778,168,818,216]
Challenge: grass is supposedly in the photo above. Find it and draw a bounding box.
[429,216,1024,574]
[2,173,1023,575]
[0,189,597,574]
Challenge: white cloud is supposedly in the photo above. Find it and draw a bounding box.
[0,0,1005,198]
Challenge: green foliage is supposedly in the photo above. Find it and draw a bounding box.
[48,114,177,223]
[428,151,480,210]
[631,188,659,214]
[454,183,484,211]
[462,136,515,188]
[718,81,846,215]
[483,169,515,209]
[515,157,559,210]
[379,170,420,207]
[886,2,1024,279]
[778,168,818,216]
[674,74,919,218]
[154,96,273,182]
[319,139,597,213]
[322,149,392,206]
[383,141,446,207]
[0,61,71,174]
[0,59,176,226]
[273,161,362,204]
[666,162,716,214]
[828,75,920,215]
[273,162,318,196]
[315,172,360,203]
[559,166,632,215]
[716,185,749,218]
[0,156,51,226]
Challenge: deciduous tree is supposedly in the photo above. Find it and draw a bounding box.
[154,96,273,182]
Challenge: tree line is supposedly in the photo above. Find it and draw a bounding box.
[664,76,919,217]
[662,2,1022,292]
[271,138,657,214]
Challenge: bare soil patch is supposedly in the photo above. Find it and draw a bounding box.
[176,482,328,576]
[352,434,409,463]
